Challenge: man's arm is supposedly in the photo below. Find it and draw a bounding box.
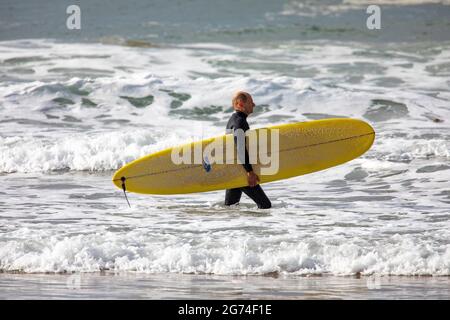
[233,118,259,187]
[242,145,253,173]
[232,119,253,172]
[243,142,260,187]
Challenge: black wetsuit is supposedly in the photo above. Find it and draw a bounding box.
[224,111,271,209]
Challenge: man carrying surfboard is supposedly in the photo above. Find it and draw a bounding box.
[224,91,272,209]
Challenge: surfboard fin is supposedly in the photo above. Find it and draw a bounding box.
[121,177,131,208]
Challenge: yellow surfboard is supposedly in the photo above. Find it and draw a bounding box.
[112,118,375,194]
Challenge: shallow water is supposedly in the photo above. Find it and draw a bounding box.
[1,162,448,276]
[0,272,449,299]
[0,1,449,299]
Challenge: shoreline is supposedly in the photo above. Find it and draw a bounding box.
[1,272,449,299]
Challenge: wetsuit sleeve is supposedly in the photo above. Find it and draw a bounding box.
[233,118,253,173]
[242,147,253,173]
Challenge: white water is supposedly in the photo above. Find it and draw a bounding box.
[0,39,449,276]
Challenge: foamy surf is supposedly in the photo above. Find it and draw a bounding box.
[1,226,448,276]
[0,37,449,278]
[1,40,449,174]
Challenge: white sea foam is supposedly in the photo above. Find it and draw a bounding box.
[1,40,449,173]
[0,228,448,275]
[0,39,449,278]
[1,128,448,173]
[0,130,174,172]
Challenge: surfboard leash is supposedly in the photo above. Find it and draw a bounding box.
[121,176,131,208]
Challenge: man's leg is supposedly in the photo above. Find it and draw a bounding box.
[225,188,242,206]
[241,185,272,209]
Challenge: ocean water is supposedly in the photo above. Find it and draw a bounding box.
[0,0,449,299]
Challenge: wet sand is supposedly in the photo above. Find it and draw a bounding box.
[0,272,449,299]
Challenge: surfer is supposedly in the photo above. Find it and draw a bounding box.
[224,91,272,209]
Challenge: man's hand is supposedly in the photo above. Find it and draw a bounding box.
[247,171,260,187]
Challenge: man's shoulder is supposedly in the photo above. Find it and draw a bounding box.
[226,112,249,130]
[226,112,236,128]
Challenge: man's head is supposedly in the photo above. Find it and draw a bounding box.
[232,91,255,115]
